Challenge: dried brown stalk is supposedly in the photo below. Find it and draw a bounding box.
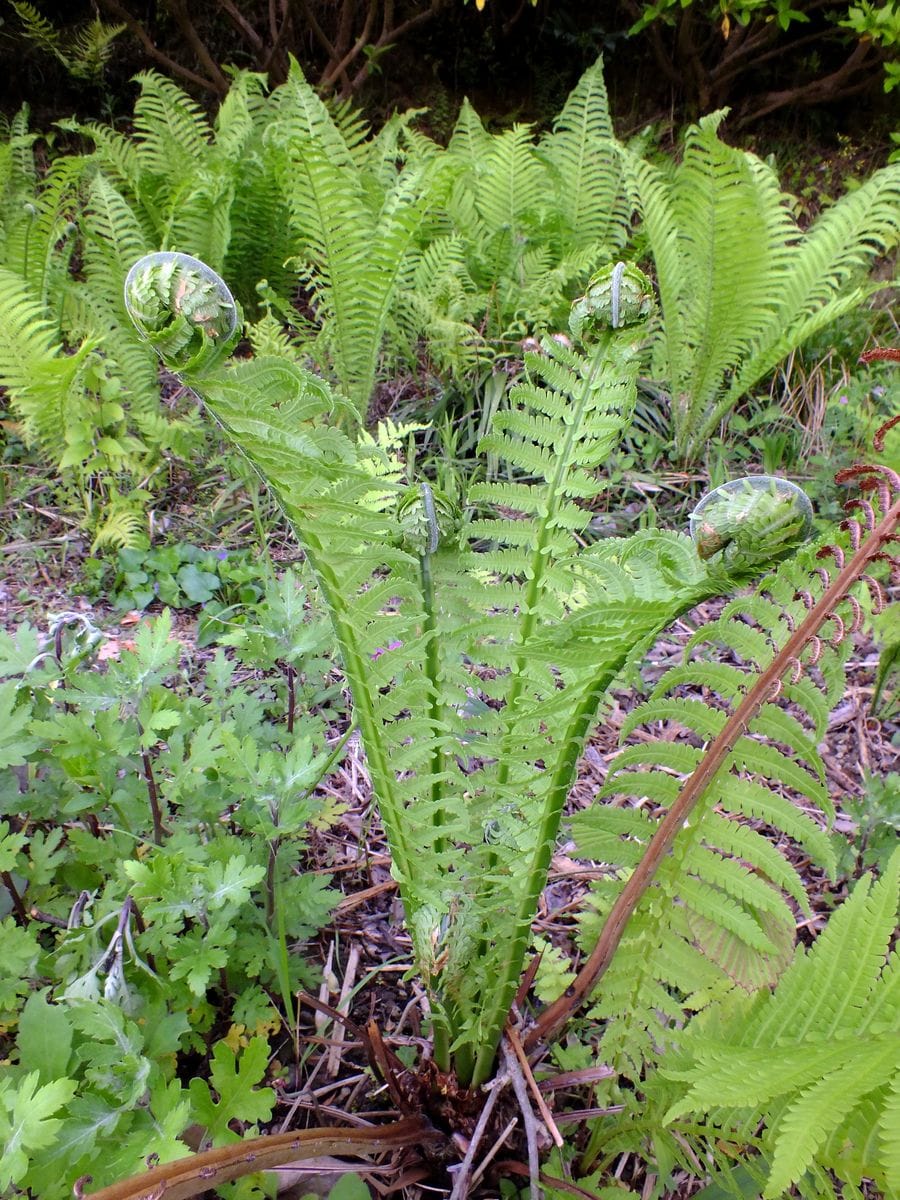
[80,1117,441,1200]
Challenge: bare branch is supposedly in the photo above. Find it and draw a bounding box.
[217,0,264,56]
[96,0,224,93]
[737,38,878,126]
[163,0,230,95]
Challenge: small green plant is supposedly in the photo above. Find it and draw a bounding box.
[832,772,900,878]
[0,600,342,1196]
[83,542,264,616]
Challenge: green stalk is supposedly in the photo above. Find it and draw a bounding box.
[494,335,612,789]
[269,850,296,1032]
[418,482,454,1070]
[457,337,613,1082]
[419,529,445,855]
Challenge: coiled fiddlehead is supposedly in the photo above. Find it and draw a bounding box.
[124,251,239,374]
[690,475,813,570]
[568,260,655,343]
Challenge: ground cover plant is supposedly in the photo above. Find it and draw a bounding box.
[2,249,888,1199]
[0,585,345,1197]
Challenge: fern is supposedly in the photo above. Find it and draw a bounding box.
[125,252,824,1092]
[538,55,629,252]
[568,540,853,1085]
[662,847,900,1197]
[629,112,900,463]
[270,62,450,417]
[438,59,633,350]
[11,2,124,82]
[0,265,71,456]
[131,71,212,189]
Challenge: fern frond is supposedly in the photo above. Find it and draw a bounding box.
[55,119,143,204]
[661,848,900,1197]
[132,71,212,183]
[0,265,62,393]
[89,499,146,552]
[538,56,629,251]
[479,123,545,228]
[628,112,900,463]
[68,17,125,81]
[11,1,65,62]
[446,99,492,172]
[726,162,900,406]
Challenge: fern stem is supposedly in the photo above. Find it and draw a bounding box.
[466,333,635,1082]
[524,489,900,1053]
[495,336,612,787]
[420,549,447,856]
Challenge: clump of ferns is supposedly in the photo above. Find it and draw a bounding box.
[103,250,900,1200]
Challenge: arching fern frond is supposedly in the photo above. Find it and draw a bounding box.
[627,113,900,463]
[132,71,212,186]
[564,545,854,1079]
[446,98,492,173]
[663,847,900,1198]
[272,78,451,416]
[538,55,629,252]
[528,464,900,1081]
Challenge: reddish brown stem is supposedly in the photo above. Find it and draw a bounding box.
[83,1117,442,1200]
[524,484,900,1054]
[1,871,29,923]
[96,0,224,94]
[163,0,230,95]
[140,748,168,845]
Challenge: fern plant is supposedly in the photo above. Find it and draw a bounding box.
[629,112,900,464]
[123,252,841,1096]
[434,56,631,351]
[517,454,900,1196]
[261,61,455,419]
[10,2,125,84]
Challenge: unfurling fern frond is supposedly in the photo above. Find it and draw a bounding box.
[534,463,899,1088]
[662,847,900,1198]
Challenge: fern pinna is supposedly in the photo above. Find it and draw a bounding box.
[663,846,900,1198]
[122,252,852,1101]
